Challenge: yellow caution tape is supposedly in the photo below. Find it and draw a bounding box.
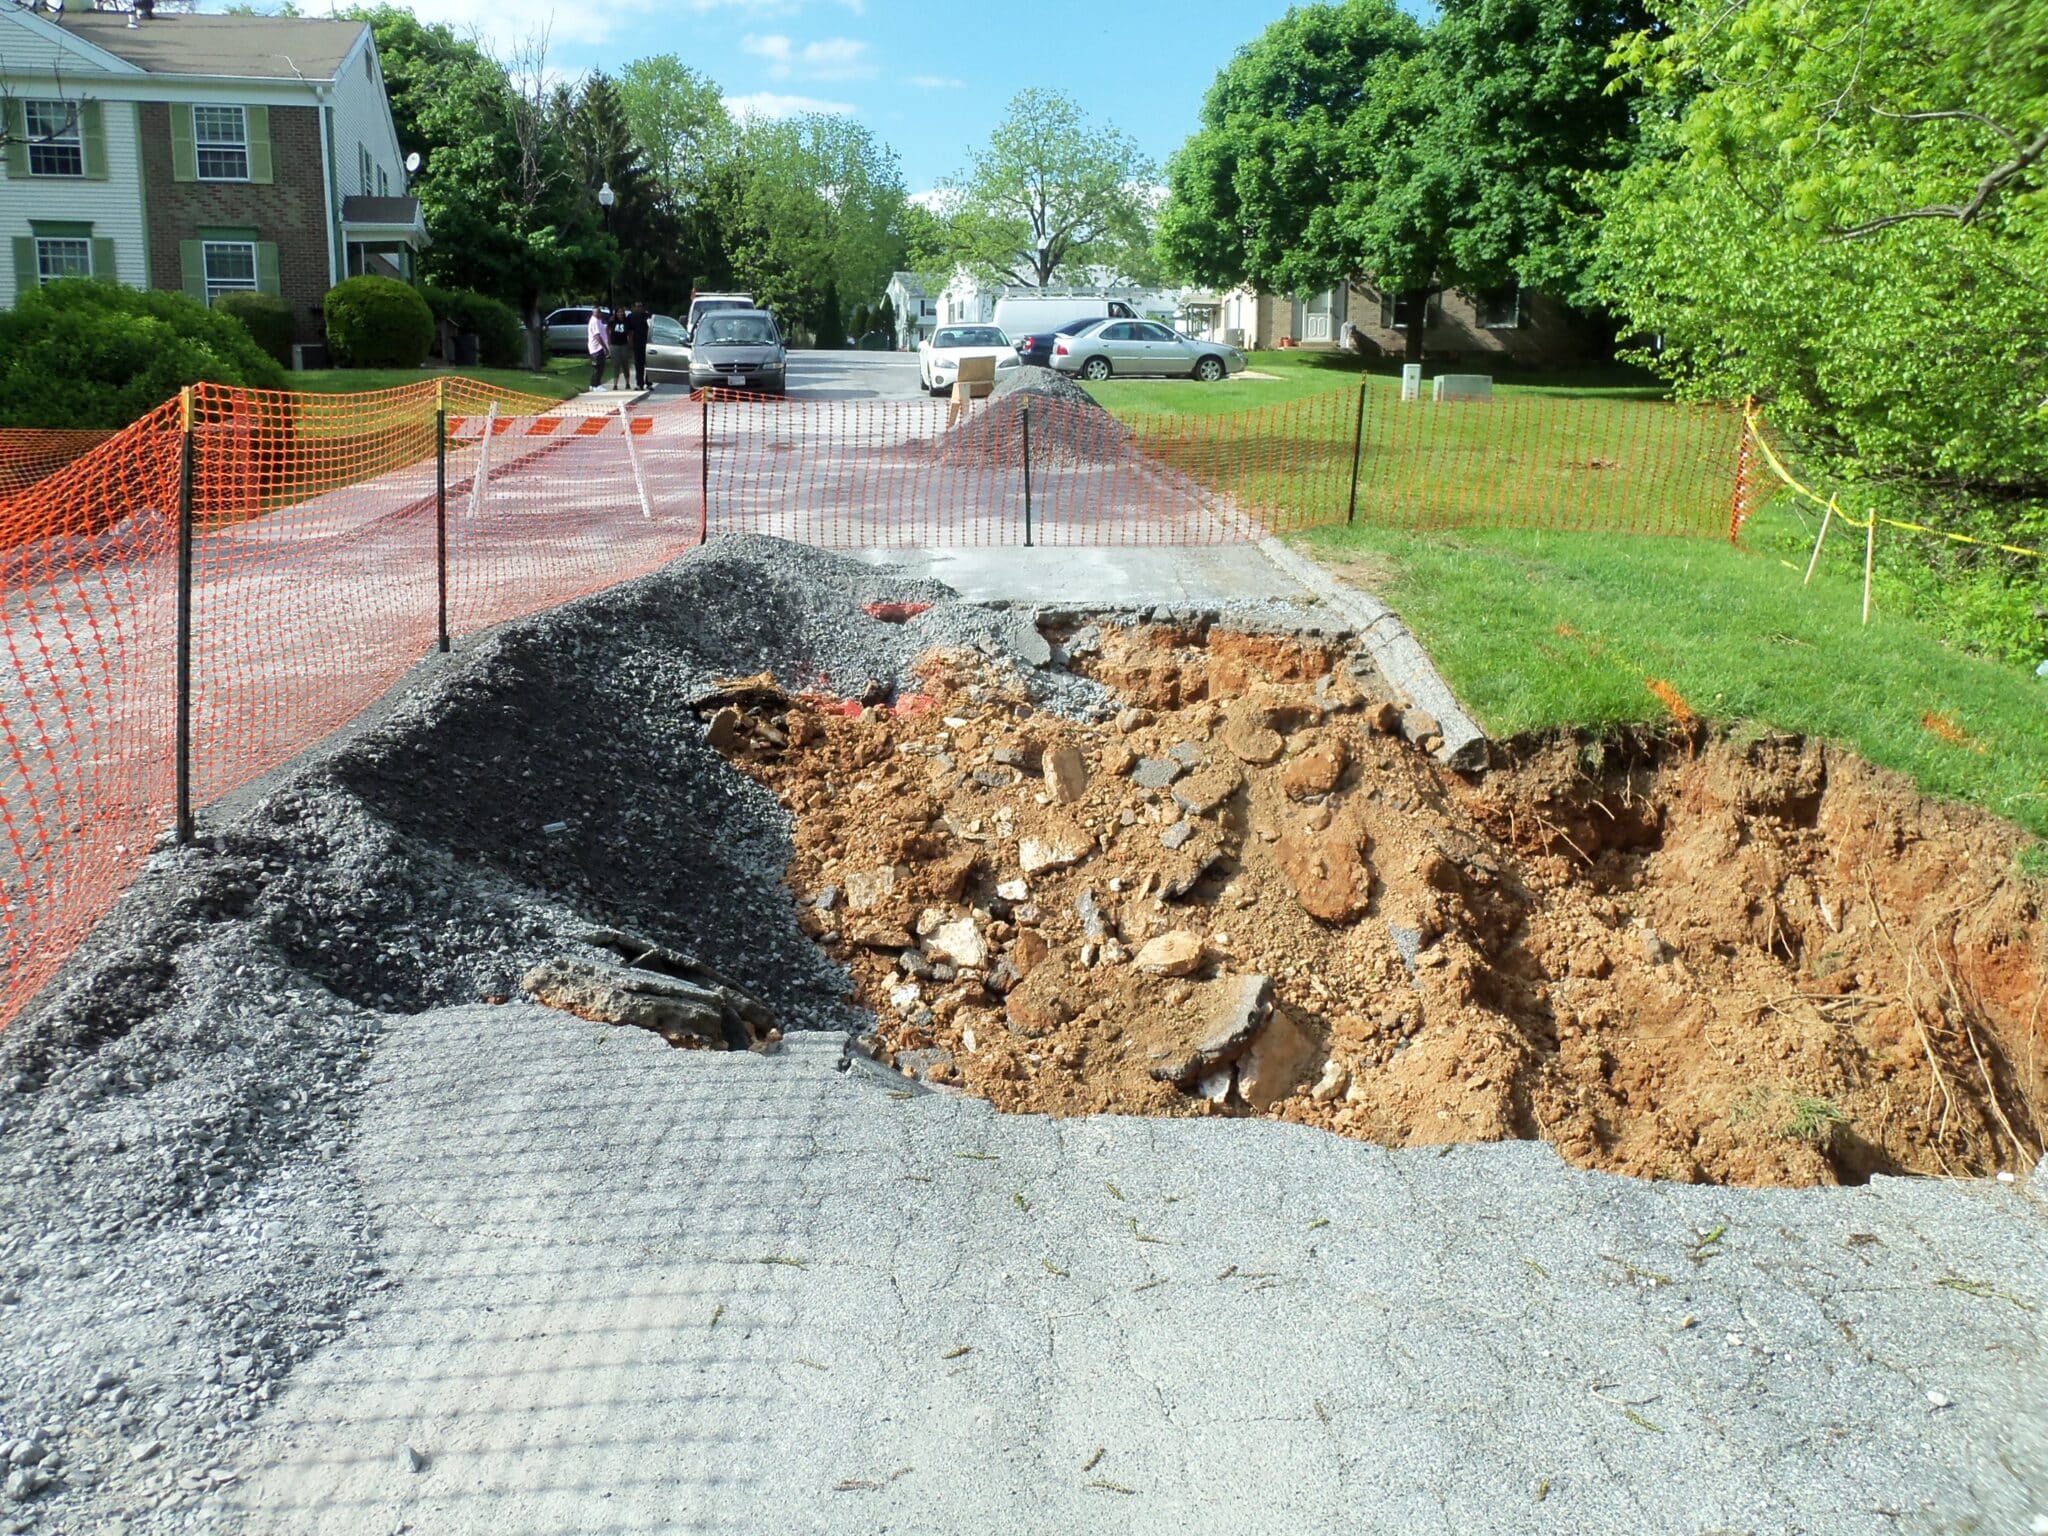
[1741,404,2042,561]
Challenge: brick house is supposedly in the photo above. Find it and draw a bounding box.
[0,4,425,354]
[1191,281,1604,367]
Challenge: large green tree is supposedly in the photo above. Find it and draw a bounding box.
[1596,0,2048,657]
[1158,0,1650,361]
[348,8,607,363]
[938,90,1157,288]
[716,114,907,336]
[616,55,735,302]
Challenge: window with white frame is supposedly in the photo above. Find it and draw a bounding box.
[202,240,258,302]
[194,105,250,180]
[377,165,389,196]
[1475,285,1522,329]
[25,100,83,177]
[359,145,373,194]
[35,237,93,281]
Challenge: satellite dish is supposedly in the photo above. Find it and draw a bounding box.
[404,151,421,173]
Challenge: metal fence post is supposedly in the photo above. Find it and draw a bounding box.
[1021,400,1033,548]
[1345,380,1368,525]
[434,383,449,653]
[699,389,711,545]
[174,386,196,846]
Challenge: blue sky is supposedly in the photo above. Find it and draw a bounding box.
[378,0,1426,191]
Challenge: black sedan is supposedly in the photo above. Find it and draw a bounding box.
[1013,316,1106,368]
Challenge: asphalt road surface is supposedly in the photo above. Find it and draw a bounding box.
[789,348,929,401]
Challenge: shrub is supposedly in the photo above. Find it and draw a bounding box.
[0,279,287,429]
[323,275,434,369]
[213,290,296,367]
[417,285,528,369]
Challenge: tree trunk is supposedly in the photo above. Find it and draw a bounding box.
[1403,288,1428,365]
[523,296,544,372]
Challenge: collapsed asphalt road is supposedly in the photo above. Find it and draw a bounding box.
[0,536,2041,1534]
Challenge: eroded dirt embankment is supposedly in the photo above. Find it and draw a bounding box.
[718,624,2047,1188]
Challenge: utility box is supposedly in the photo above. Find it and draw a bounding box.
[1400,363,1422,401]
[1431,373,1494,403]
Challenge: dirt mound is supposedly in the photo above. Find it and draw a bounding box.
[721,623,2048,1188]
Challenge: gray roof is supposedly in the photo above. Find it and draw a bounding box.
[59,12,368,81]
[341,196,421,227]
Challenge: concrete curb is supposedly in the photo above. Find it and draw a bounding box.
[1255,536,1490,771]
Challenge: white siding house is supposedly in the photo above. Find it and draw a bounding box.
[0,5,423,345]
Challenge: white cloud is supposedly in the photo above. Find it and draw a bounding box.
[742,33,797,72]
[742,33,872,81]
[725,91,856,120]
[909,187,958,213]
[908,73,964,90]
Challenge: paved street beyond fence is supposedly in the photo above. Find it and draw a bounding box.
[0,377,1743,1028]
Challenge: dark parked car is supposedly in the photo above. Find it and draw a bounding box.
[1014,316,1107,368]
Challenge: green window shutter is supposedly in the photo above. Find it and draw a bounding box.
[11,236,36,293]
[180,239,207,302]
[91,237,117,283]
[80,100,108,180]
[255,241,280,297]
[170,103,196,182]
[2,100,26,179]
[245,105,272,184]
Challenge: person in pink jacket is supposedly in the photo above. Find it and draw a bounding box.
[586,309,608,387]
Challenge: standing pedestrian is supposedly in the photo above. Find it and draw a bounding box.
[626,301,652,390]
[586,307,607,388]
[608,306,633,391]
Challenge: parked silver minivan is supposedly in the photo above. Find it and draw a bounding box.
[687,309,787,395]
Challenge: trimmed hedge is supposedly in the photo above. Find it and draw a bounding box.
[323,275,434,369]
[213,290,296,367]
[419,285,526,369]
[0,279,287,430]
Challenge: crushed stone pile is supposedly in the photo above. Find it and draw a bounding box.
[0,534,1112,1532]
[722,622,2048,1190]
[932,367,1132,467]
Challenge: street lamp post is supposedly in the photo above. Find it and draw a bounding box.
[597,180,616,318]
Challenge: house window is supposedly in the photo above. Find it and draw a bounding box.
[194,105,250,180]
[202,240,258,302]
[1476,286,1522,329]
[36,237,93,281]
[1378,290,1439,329]
[359,145,373,194]
[377,165,389,196]
[25,100,83,177]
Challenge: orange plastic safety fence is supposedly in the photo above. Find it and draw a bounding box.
[0,374,1749,1027]
[0,429,118,497]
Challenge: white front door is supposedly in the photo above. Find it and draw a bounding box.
[1303,288,1335,342]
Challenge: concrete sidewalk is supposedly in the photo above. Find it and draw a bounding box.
[233,1014,2048,1535]
[856,544,1317,610]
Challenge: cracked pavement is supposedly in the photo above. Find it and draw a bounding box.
[231,1013,2048,1535]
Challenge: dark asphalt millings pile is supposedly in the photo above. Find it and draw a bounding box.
[0,534,1119,1533]
[934,366,1134,467]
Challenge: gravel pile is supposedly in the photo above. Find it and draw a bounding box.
[934,368,1132,467]
[0,534,1112,1533]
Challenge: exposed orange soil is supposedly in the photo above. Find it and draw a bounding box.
[712,625,2047,1188]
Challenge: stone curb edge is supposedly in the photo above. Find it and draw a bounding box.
[1254,536,1490,773]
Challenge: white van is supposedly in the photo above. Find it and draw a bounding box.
[991,293,1141,339]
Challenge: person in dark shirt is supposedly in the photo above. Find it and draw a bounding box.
[607,307,633,390]
[626,303,652,390]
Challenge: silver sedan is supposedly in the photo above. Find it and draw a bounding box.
[1050,319,1246,382]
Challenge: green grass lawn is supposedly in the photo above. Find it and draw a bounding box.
[1086,350,1669,415]
[1098,354,1735,538]
[289,356,589,405]
[1296,504,2048,841]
